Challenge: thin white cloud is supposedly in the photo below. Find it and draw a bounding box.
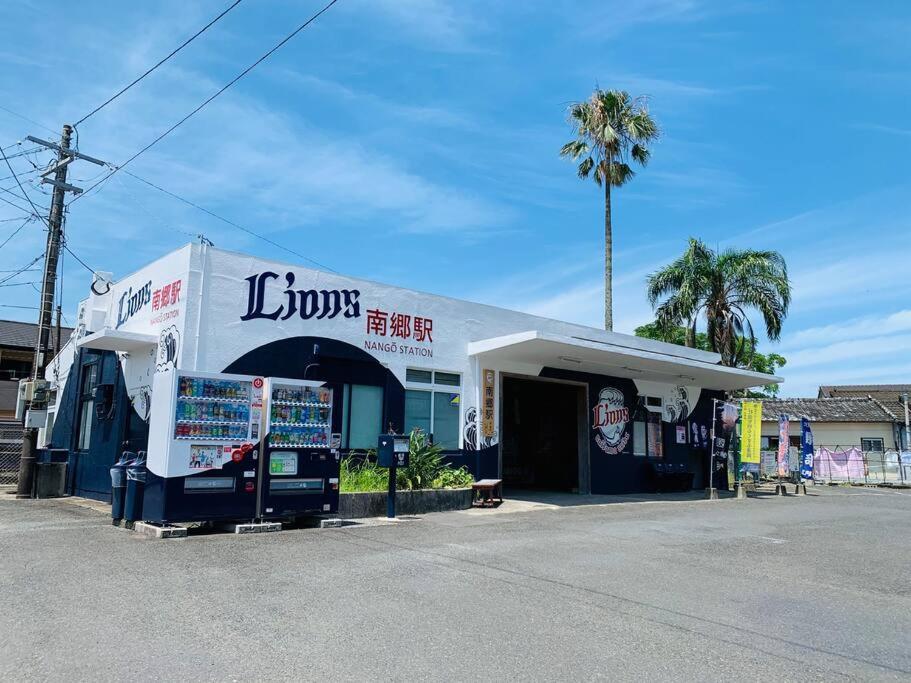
[781,310,911,351]
[348,0,487,53]
[783,334,911,370]
[276,72,475,129]
[854,123,911,138]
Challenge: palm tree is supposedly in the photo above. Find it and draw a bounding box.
[646,238,791,367]
[561,89,659,331]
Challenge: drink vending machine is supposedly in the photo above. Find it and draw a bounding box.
[257,377,340,519]
[145,370,263,523]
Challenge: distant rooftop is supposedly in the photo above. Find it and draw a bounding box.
[0,319,74,351]
[818,384,910,421]
[748,396,897,423]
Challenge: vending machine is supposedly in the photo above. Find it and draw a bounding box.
[144,370,264,523]
[258,377,340,519]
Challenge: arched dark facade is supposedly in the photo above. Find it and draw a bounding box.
[222,336,407,443]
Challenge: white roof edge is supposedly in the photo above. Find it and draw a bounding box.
[201,245,719,365]
[468,330,783,385]
[77,328,158,352]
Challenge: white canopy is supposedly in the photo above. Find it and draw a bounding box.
[467,331,782,391]
[77,328,157,353]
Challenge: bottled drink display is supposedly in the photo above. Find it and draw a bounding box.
[177,376,249,400]
[173,375,252,440]
[268,383,332,448]
[270,386,330,405]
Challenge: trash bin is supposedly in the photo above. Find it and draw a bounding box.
[123,451,148,529]
[34,449,69,498]
[110,451,136,525]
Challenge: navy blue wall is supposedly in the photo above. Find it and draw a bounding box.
[540,366,723,494]
[53,334,726,500]
[51,348,133,500]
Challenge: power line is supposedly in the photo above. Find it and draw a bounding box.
[71,0,342,203]
[62,242,97,277]
[0,192,37,217]
[0,104,57,135]
[0,215,36,251]
[0,253,44,285]
[74,0,245,127]
[0,145,49,227]
[0,304,39,310]
[123,169,337,272]
[0,281,41,288]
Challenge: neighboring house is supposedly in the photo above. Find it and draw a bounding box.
[819,384,910,451]
[755,396,901,452]
[0,319,74,418]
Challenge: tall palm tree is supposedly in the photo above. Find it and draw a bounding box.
[646,238,791,367]
[561,89,659,331]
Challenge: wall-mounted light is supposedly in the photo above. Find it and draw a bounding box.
[679,375,696,382]
[558,356,583,364]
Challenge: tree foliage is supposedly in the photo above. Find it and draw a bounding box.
[646,238,791,367]
[560,89,659,189]
[634,322,787,397]
[560,88,659,331]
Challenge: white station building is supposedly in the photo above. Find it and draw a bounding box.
[44,243,779,500]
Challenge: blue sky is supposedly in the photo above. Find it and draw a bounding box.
[0,0,908,396]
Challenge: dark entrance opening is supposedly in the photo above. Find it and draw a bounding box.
[501,376,580,492]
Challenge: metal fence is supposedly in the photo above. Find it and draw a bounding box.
[0,420,23,486]
[756,446,911,485]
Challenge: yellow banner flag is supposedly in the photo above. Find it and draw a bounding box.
[740,401,763,464]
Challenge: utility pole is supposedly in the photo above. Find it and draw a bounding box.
[15,125,103,498]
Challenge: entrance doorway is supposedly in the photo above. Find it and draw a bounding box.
[500,376,585,492]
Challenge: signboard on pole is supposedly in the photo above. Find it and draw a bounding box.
[740,401,762,466]
[481,368,495,439]
[777,415,790,477]
[800,418,814,481]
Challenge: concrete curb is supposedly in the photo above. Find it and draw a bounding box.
[133,522,188,539]
[339,488,472,518]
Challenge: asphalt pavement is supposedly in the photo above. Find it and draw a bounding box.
[1,486,909,681]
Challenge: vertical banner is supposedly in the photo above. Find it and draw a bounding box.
[481,368,495,439]
[740,401,762,467]
[712,401,740,487]
[647,411,663,458]
[713,402,739,457]
[777,415,790,477]
[800,418,814,481]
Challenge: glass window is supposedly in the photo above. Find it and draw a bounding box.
[346,384,383,450]
[81,364,98,395]
[76,363,98,452]
[406,369,432,384]
[647,413,663,458]
[78,400,93,450]
[633,420,646,456]
[433,392,460,449]
[434,371,460,386]
[404,370,462,449]
[861,438,884,452]
[404,390,432,436]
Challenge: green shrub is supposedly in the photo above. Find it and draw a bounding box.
[431,466,475,489]
[339,429,475,492]
[339,451,386,493]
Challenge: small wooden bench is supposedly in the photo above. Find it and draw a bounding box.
[472,478,503,507]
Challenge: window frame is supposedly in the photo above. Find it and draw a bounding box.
[340,383,385,450]
[76,362,99,452]
[404,369,462,449]
[861,437,885,453]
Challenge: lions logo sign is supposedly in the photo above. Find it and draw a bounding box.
[593,387,630,455]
